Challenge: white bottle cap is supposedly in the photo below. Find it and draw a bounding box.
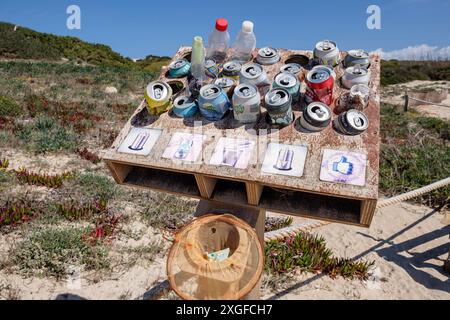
[242,21,254,33]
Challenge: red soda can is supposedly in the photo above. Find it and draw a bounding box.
[305,67,334,106]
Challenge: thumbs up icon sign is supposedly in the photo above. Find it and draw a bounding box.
[332,156,354,175]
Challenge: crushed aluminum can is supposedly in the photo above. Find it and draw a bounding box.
[305,67,334,106]
[240,62,270,95]
[144,80,173,115]
[214,77,236,97]
[198,84,231,121]
[168,59,191,78]
[280,63,302,77]
[256,47,280,65]
[300,102,332,132]
[172,95,198,118]
[205,59,220,78]
[222,60,242,80]
[313,40,340,67]
[341,65,370,89]
[344,49,371,69]
[273,72,301,103]
[232,83,261,124]
[333,109,369,135]
[265,88,294,127]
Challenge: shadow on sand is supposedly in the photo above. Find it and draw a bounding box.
[267,206,450,300]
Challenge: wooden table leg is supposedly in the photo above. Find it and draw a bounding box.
[194,200,266,300]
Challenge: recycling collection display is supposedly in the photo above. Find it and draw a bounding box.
[104,18,381,300]
[145,19,371,134]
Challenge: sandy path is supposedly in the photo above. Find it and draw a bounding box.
[262,203,450,300]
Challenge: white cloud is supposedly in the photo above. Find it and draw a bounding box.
[373,44,450,60]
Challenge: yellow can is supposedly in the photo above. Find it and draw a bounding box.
[144,81,173,116]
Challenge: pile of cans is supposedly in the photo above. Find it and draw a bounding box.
[143,39,373,135]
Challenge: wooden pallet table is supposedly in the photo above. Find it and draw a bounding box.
[103,47,381,228]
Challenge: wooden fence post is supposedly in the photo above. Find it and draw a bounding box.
[404,92,409,112]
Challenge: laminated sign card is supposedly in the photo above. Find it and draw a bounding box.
[118,128,162,156]
[261,143,308,177]
[320,149,367,187]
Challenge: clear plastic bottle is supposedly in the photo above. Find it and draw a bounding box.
[231,21,256,63]
[206,18,230,63]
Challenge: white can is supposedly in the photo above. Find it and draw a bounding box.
[232,83,261,124]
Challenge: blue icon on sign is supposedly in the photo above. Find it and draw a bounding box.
[332,156,354,175]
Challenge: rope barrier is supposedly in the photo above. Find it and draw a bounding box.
[408,96,450,108]
[376,176,450,209]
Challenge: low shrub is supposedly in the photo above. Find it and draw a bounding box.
[265,232,373,280]
[12,227,109,278]
[0,96,22,117]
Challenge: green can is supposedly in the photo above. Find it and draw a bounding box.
[272,72,301,103]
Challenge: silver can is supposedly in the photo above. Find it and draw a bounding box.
[240,63,270,94]
[256,47,280,65]
[344,49,371,69]
[265,88,294,126]
[334,109,369,135]
[349,84,370,110]
[311,65,336,81]
[313,40,340,67]
[341,65,370,89]
[214,77,236,97]
[280,63,302,77]
[273,72,301,103]
[300,102,332,132]
[222,60,242,80]
[232,83,261,124]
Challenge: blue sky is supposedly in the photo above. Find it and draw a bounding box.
[0,0,449,59]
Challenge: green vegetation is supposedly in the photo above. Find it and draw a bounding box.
[12,227,109,278]
[0,22,170,71]
[140,193,196,230]
[265,232,373,280]
[379,104,450,207]
[265,216,294,232]
[17,117,77,153]
[0,95,22,117]
[75,173,119,202]
[381,60,450,85]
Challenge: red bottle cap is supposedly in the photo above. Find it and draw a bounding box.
[215,18,228,32]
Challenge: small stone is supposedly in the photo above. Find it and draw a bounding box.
[105,86,118,94]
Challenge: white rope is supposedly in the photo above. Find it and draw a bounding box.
[408,96,450,108]
[377,176,450,209]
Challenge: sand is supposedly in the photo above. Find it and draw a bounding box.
[381,80,450,120]
[1,201,449,300]
[262,203,450,300]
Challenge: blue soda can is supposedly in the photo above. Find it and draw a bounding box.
[205,59,219,78]
[172,95,198,118]
[168,59,191,78]
[198,84,231,121]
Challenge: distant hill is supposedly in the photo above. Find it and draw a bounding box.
[0,21,171,71]
[381,60,450,85]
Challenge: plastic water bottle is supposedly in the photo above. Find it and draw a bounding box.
[206,18,230,63]
[231,21,256,62]
[191,36,206,80]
